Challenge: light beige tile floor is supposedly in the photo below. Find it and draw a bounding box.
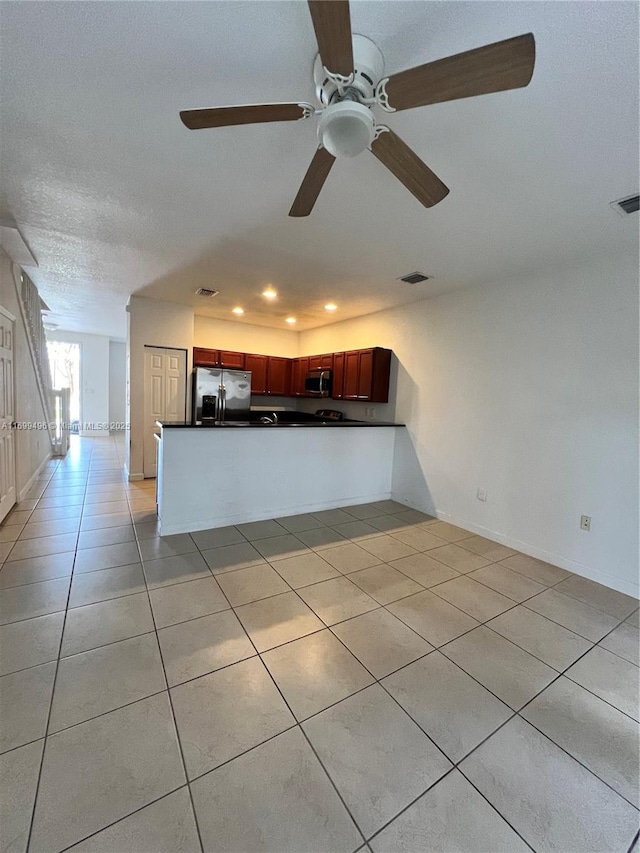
[0,435,638,853]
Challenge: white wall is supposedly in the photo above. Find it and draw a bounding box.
[109,340,126,428]
[194,315,298,357]
[300,253,639,598]
[127,296,194,479]
[47,330,110,437]
[158,426,396,535]
[0,251,51,496]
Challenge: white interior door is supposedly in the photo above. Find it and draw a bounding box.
[143,347,186,478]
[0,310,16,522]
[165,350,187,422]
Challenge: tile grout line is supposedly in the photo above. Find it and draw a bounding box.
[201,579,539,853]
[109,437,211,853]
[134,542,207,853]
[446,619,640,805]
[215,558,540,846]
[626,829,640,853]
[259,552,640,818]
[23,449,89,853]
[291,595,544,849]
[173,550,371,851]
[54,783,190,853]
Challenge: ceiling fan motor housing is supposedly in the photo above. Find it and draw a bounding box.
[314,33,385,105]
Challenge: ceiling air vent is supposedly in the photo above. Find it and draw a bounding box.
[398,271,431,284]
[195,288,219,298]
[610,194,639,217]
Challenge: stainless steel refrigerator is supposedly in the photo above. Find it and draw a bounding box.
[192,367,252,423]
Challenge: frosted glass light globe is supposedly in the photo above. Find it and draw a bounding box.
[318,101,375,159]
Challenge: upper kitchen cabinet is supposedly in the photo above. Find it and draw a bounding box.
[246,354,291,396]
[193,347,220,368]
[244,353,268,394]
[308,353,334,371]
[340,347,392,402]
[193,348,245,369]
[219,350,245,369]
[266,356,291,396]
[195,345,390,401]
[291,356,309,396]
[332,352,345,399]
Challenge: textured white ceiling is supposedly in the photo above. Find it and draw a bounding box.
[1,1,638,339]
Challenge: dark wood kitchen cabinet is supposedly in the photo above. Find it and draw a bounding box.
[291,357,309,396]
[195,345,391,402]
[219,350,245,369]
[244,353,267,394]
[331,352,345,399]
[193,348,245,369]
[308,353,334,371]
[343,351,361,399]
[341,347,391,402]
[193,347,220,368]
[265,357,291,396]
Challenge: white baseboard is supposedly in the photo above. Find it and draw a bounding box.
[158,492,393,536]
[123,461,145,482]
[390,490,638,599]
[18,452,53,502]
[431,509,639,600]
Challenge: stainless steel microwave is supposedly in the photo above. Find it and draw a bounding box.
[304,369,332,397]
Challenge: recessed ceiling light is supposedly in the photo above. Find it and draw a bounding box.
[324,303,337,311]
[285,317,296,324]
[262,288,277,299]
[231,307,244,315]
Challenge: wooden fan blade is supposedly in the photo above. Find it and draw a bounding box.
[385,33,535,111]
[307,1,353,76]
[371,129,449,208]
[180,103,311,130]
[289,146,336,217]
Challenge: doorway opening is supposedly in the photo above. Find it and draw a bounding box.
[47,341,81,432]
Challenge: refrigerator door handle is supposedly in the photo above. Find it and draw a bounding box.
[219,384,225,421]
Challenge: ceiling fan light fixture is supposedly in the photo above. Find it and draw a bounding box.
[318,101,375,159]
[180,4,536,216]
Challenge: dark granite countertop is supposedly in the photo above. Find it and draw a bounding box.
[157,420,403,429]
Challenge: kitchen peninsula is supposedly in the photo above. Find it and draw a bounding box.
[155,418,404,535]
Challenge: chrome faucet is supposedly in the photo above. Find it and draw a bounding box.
[259,412,279,424]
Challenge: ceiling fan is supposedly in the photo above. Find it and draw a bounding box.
[179,1,535,216]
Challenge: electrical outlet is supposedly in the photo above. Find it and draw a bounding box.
[365,406,376,418]
[580,515,591,531]
[476,487,487,502]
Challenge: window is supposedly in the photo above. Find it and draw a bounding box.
[47,341,81,426]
